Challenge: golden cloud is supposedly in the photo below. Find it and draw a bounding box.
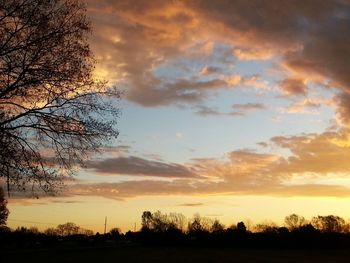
[58,129,350,199]
[85,0,350,131]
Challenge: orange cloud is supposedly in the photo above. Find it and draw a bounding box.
[279,78,307,96]
[334,92,350,127]
[87,0,350,122]
[280,97,332,114]
[199,66,222,76]
[57,129,350,199]
[59,1,350,200]
[233,47,275,61]
[86,156,200,178]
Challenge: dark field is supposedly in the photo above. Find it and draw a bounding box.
[3,246,350,263]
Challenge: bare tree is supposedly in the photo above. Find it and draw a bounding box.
[311,215,345,233]
[141,211,153,231]
[56,222,80,236]
[210,219,225,233]
[188,214,212,234]
[168,212,187,232]
[0,0,120,194]
[284,214,306,230]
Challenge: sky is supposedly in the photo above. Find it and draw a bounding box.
[7,0,350,233]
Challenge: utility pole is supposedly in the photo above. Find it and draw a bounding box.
[104,216,107,234]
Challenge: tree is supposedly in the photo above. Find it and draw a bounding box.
[152,210,170,232]
[0,187,9,226]
[168,212,186,232]
[236,221,247,233]
[56,222,80,236]
[0,0,120,194]
[284,214,306,230]
[311,215,345,233]
[78,228,94,236]
[141,211,153,231]
[210,219,225,233]
[109,227,121,237]
[44,227,58,236]
[188,214,212,234]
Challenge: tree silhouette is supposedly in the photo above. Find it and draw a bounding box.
[284,214,306,231]
[0,187,9,226]
[236,221,247,233]
[109,227,121,237]
[311,215,345,233]
[0,0,120,194]
[56,222,80,236]
[210,219,225,233]
[188,214,212,234]
[141,211,153,231]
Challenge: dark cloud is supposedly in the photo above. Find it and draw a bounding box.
[65,130,350,199]
[232,103,266,111]
[279,78,307,95]
[334,92,350,127]
[195,105,243,117]
[196,103,266,117]
[257,142,268,148]
[86,156,200,178]
[87,0,350,124]
[127,77,235,107]
[200,66,223,76]
[177,203,204,207]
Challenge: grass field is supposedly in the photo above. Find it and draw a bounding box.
[3,246,350,263]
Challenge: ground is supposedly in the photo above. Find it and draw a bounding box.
[3,245,350,263]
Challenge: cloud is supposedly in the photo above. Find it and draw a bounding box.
[176,132,184,139]
[126,76,243,107]
[279,78,307,95]
[334,92,350,127]
[241,76,269,90]
[199,66,222,76]
[63,130,350,199]
[86,156,200,178]
[257,142,268,148]
[195,105,243,117]
[196,103,266,117]
[232,103,266,111]
[87,0,350,120]
[43,1,350,201]
[233,47,275,61]
[177,203,204,207]
[280,97,332,114]
[270,131,350,174]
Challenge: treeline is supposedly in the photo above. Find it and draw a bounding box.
[2,211,350,250]
[140,211,350,234]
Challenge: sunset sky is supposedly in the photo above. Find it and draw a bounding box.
[7,0,350,233]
